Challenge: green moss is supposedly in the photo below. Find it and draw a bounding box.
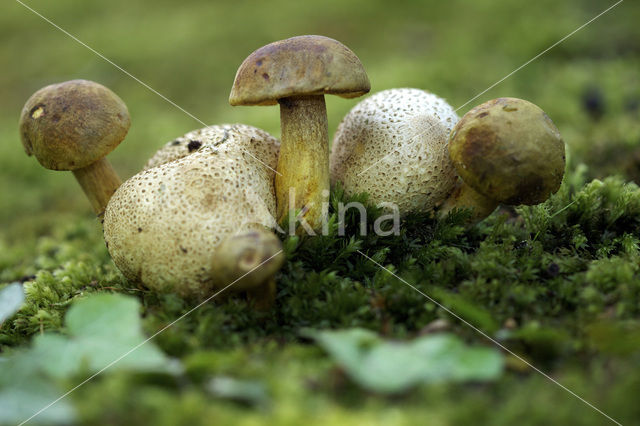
[2,0,640,423]
[4,170,640,424]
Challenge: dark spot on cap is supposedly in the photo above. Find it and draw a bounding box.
[172,140,181,146]
[137,227,142,233]
[505,174,545,205]
[256,59,263,66]
[180,246,188,254]
[461,126,496,175]
[51,113,61,123]
[187,140,202,152]
[242,249,258,266]
[262,73,270,81]
[502,105,518,112]
[476,112,489,118]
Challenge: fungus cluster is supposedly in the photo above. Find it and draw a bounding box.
[19,36,566,306]
[330,92,565,222]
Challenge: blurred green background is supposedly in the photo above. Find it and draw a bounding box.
[1,0,640,424]
[2,0,638,240]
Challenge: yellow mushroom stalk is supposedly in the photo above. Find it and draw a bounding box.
[229,35,370,233]
[19,79,130,217]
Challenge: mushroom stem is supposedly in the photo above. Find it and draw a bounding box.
[246,278,277,310]
[277,95,329,232]
[438,179,498,223]
[72,157,122,217]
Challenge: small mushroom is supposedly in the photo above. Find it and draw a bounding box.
[229,35,370,231]
[439,97,566,221]
[103,124,284,303]
[19,80,130,217]
[330,88,459,214]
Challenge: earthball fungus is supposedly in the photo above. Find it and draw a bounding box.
[103,124,284,303]
[330,88,459,214]
[439,97,565,221]
[19,79,130,217]
[230,35,370,231]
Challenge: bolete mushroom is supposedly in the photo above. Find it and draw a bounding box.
[19,79,130,217]
[439,97,566,221]
[330,88,459,214]
[103,124,284,305]
[229,35,370,232]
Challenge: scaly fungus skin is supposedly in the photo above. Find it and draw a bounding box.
[103,124,282,300]
[230,35,370,232]
[330,88,459,215]
[448,97,565,206]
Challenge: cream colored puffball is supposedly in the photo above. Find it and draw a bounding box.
[330,88,459,214]
[103,124,280,299]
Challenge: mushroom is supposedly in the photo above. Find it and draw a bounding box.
[19,79,130,217]
[103,124,284,305]
[229,35,370,232]
[330,88,459,214]
[439,97,566,221]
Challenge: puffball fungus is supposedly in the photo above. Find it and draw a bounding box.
[330,88,459,214]
[103,124,284,302]
[440,97,565,221]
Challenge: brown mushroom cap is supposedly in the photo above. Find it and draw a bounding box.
[331,88,459,214]
[19,79,130,170]
[103,124,280,299]
[448,97,565,205]
[229,35,370,106]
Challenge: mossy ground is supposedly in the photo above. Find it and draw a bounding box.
[1,1,640,425]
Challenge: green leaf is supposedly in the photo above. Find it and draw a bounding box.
[0,282,25,324]
[65,293,141,339]
[306,328,503,394]
[29,294,173,379]
[0,352,75,425]
[0,380,75,425]
[206,376,269,407]
[429,287,500,334]
[0,294,176,424]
